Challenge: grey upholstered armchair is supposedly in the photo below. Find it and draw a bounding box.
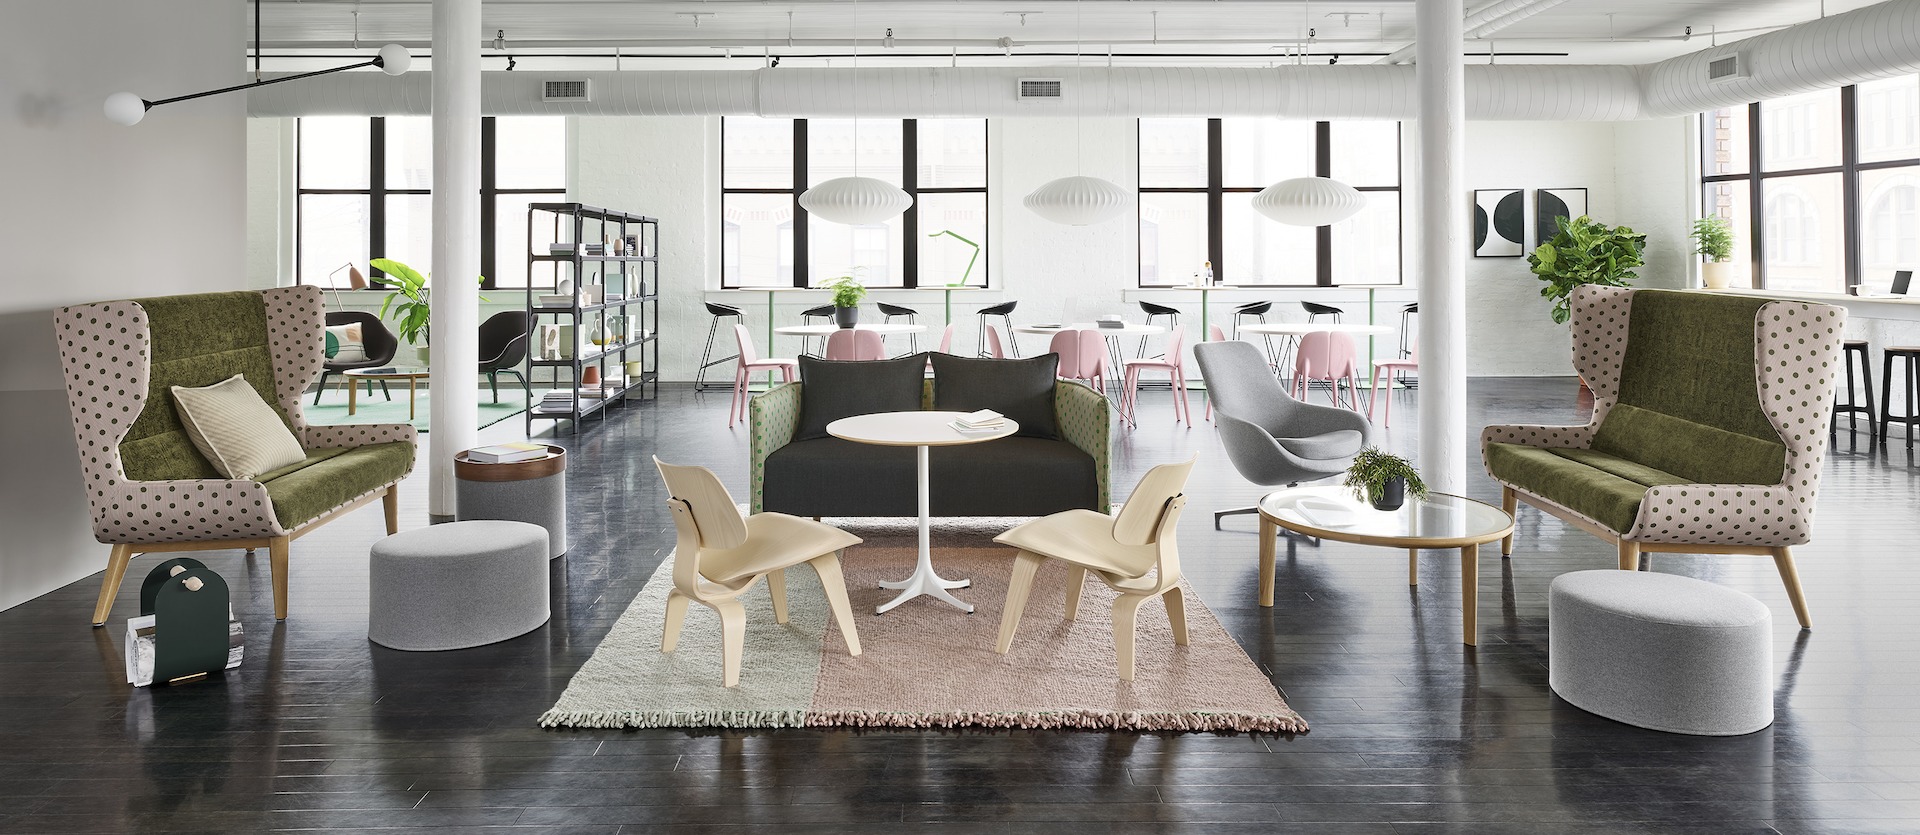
[1194,340,1371,527]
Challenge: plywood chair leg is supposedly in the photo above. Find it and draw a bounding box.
[383,486,400,535]
[716,599,747,687]
[1062,566,1087,621]
[1616,539,1640,572]
[91,544,136,626]
[661,591,690,652]
[1162,587,1189,646]
[810,553,862,657]
[996,551,1045,654]
[1111,594,1148,681]
[1772,546,1813,629]
[1258,515,1278,607]
[1500,487,1517,556]
[767,568,790,624]
[269,536,292,621]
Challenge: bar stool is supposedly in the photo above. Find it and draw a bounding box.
[695,302,745,391]
[1879,346,1920,447]
[1301,301,1344,323]
[1233,301,1280,369]
[978,300,1019,357]
[1833,340,1875,438]
[878,301,919,353]
[800,304,835,357]
[1137,301,1180,359]
[1397,303,1419,389]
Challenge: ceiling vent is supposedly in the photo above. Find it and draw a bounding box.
[1706,54,1749,83]
[1017,78,1064,102]
[543,79,591,102]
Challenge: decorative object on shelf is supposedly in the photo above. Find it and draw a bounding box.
[582,283,605,305]
[927,229,982,286]
[1473,189,1526,257]
[106,44,409,126]
[1024,175,1129,226]
[556,277,574,297]
[1535,187,1588,246]
[1692,215,1737,290]
[581,365,601,386]
[1527,215,1646,325]
[126,558,243,687]
[1343,446,1428,511]
[1253,177,1367,227]
[625,360,645,377]
[824,275,867,328]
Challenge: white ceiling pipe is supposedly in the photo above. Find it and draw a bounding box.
[1639,0,1920,117]
[1464,0,1578,39]
[1378,0,1566,64]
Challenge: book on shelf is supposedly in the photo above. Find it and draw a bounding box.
[467,441,551,464]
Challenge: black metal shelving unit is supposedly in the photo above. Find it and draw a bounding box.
[525,203,660,435]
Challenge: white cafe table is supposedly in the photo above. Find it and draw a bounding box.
[773,323,927,338]
[826,411,1018,615]
[1236,322,1397,338]
[1015,323,1166,379]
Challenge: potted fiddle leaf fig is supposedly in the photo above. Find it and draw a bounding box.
[1526,215,1647,325]
[1691,215,1736,290]
[371,258,486,364]
[1344,446,1428,511]
[822,274,867,329]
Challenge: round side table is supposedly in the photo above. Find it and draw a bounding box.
[454,445,568,559]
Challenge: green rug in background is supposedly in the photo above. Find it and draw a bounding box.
[305,387,529,432]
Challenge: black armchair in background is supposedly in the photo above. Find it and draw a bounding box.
[315,311,399,404]
[479,311,532,404]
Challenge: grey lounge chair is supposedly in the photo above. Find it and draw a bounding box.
[1193,340,1371,528]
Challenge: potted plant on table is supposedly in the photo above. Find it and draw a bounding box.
[822,274,867,329]
[1526,215,1648,325]
[370,258,486,364]
[1691,215,1736,290]
[1344,446,1429,511]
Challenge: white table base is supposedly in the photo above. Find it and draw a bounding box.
[875,445,975,614]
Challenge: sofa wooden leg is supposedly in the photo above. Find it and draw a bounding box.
[269,536,292,621]
[1772,546,1812,629]
[1500,487,1517,557]
[1616,540,1640,571]
[383,486,399,535]
[91,544,136,626]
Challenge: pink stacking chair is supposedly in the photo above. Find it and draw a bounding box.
[936,323,956,354]
[1204,323,1229,422]
[1290,331,1362,411]
[1369,349,1420,427]
[1050,329,1107,392]
[985,325,1008,358]
[824,328,884,361]
[1121,325,1191,427]
[731,324,798,427]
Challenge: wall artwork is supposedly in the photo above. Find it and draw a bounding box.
[1536,188,1588,246]
[1473,189,1526,258]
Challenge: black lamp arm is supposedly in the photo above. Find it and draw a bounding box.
[144,57,384,110]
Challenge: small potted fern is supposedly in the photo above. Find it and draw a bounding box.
[1691,215,1736,290]
[822,274,867,328]
[1344,447,1429,511]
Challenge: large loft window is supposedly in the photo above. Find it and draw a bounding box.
[296,116,566,290]
[1137,117,1402,287]
[720,117,988,289]
[1699,75,1920,292]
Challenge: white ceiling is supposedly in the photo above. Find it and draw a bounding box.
[251,0,1887,69]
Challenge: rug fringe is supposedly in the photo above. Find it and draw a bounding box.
[802,708,1308,734]
[539,708,810,729]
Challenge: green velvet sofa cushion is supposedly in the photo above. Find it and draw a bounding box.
[262,442,413,530]
[1485,442,1690,534]
[121,292,290,482]
[1592,403,1787,486]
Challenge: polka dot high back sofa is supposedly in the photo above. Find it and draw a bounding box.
[1482,286,1844,629]
[56,287,417,625]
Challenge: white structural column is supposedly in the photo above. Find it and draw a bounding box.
[1415,0,1468,493]
[427,0,482,516]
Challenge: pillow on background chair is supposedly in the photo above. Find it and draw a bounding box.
[795,353,929,441]
[324,322,369,363]
[170,374,308,480]
[929,353,1061,440]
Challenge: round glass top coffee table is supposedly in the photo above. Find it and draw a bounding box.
[342,365,430,420]
[827,411,1017,615]
[1257,485,1514,646]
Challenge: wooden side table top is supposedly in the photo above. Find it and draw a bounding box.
[453,445,567,481]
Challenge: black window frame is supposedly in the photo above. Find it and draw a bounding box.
[1137,117,1404,287]
[719,117,990,289]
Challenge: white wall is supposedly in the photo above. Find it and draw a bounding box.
[0,1,247,611]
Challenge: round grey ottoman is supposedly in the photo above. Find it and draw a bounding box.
[455,446,567,559]
[369,520,551,651]
[1550,570,1773,736]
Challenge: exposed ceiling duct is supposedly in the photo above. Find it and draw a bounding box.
[248,0,1920,122]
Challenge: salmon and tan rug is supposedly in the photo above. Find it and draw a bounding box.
[540,520,1305,734]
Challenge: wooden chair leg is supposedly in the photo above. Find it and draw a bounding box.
[1111,594,1148,681]
[661,591,690,652]
[995,551,1045,654]
[1772,546,1813,629]
[1163,587,1189,646]
[383,486,400,535]
[767,568,790,624]
[1258,515,1278,607]
[1062,566,1087,621]
[1408,548,1419,586]
[269,535,292,621]
[810,552,862,657]
[91,544,136,626]
[1500,487,1517,557]
[715,599,747,687]
[1616,539,1640,572]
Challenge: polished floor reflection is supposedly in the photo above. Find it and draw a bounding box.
[3,378,1917,833]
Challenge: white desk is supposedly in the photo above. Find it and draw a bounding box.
[825,411,1018,615]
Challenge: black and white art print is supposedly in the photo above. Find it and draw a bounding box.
[1473,189,1526,258]
[1536,188,1588,246]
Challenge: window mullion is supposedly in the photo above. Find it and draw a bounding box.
[793,119,809,288]
[903,119,919,289]
[369,117,388,286]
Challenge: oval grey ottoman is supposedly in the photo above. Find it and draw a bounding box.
[369,520,551,651]
[1550,570,1773,736]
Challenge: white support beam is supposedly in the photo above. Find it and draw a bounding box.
[1416,0,1468,494]
[428,0,481,517]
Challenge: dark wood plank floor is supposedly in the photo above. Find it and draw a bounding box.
[4,378,1918,834]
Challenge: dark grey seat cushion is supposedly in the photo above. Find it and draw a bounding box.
[929,353,1061,440]
[762,436,1097,517]
[795,353,928,441]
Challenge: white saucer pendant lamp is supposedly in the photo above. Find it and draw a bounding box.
[799,176,913,226]
[1024,175,1129,226]
[1253,177,1367,227]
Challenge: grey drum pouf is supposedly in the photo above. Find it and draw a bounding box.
[1549,570,1773,736]
[369,520,551,651]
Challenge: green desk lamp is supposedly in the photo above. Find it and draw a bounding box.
[927,230,980,287]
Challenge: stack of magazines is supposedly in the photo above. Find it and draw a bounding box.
[949,409,1007,434]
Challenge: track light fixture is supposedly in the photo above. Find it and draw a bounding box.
[105,44,410,126]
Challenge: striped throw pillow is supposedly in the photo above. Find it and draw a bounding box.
[169,374,308,480]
